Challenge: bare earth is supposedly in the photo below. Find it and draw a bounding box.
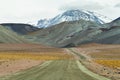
[0,43,119,80]
[0,59,43,76]
[75,43,120,80]
[0,44,72,77]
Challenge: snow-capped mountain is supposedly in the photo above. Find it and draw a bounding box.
[93,12,112,23]
[37,10,111,28]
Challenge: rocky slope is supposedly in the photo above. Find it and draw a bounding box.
[27,17,120,47]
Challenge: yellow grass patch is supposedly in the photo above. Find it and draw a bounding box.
[94,60,120,69]
[0,52,73,60]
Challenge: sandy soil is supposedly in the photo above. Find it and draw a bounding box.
[76,44,119,55]
[0,59,43,76]
[0,44,71,77]
[75,43,120,80]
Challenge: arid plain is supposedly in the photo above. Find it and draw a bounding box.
[0,43,119,80]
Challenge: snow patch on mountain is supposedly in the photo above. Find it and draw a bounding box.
[37,10,111,28]
[93,12,113,23]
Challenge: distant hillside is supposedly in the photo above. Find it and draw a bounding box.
[93,17,120,44]
[27,17,120,47]
[28,20,103,47]
[0,17,119,47]
[0,23,39,35]
[0,25,27,43]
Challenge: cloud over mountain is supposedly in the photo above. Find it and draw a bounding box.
[59,0,107,11]
[115,3,120,7]
[0,0,119,24]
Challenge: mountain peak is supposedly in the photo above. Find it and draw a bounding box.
[37,9,111,28]
[62,9,83,16]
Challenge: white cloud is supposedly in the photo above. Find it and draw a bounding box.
[0,0,119,24]
[60,0,108,11]
[115,3,120,7]
[0,0,67,24]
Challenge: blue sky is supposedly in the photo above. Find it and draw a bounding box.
[0,0,120,24]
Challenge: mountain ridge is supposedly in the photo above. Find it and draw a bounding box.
[27,17,120,47]
[0,23,39,35]
[37,9,111,28]
[0,15,119,47]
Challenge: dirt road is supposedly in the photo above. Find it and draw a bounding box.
[0,49,110,80]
